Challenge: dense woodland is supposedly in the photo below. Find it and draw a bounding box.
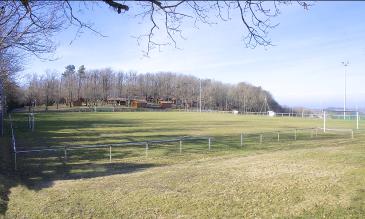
[22,65,283,112]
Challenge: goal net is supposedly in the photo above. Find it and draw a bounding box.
[323,110,360,133]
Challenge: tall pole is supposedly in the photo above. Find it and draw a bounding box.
[323,111,326,133]
[344,68,346,120]
[199,78,202,113]
[243,95,246,113]
[225,97,227,111]
[342,61,349,120]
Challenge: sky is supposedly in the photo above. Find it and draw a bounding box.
[22,1,365,109]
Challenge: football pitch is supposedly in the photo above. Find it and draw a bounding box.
[2,112,365,218]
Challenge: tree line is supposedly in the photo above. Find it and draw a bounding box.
[0,1,308,117]
[22,65,283,112]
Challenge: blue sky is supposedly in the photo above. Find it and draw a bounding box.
[22,1,365,109]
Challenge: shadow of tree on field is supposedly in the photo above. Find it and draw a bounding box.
[0,174,11,216]
[20,161,161,191]
[12,115,147,148]
[1,139,162,215]
[12,113,200,149]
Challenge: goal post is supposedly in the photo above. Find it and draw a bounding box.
[323,110,360,133]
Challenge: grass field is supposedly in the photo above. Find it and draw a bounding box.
[1,112,365,218]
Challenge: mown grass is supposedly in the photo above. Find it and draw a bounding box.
[11,111,356,147]
[2,112,364,218]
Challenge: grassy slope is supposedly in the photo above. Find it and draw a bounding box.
[3,112,365,218]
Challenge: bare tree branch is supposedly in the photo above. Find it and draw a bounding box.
[0,0,311,58]
[102,0,129,13]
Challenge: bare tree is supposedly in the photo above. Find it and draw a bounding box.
[43,70,58,111]
[24,73,42,111]
[77,65,86,101]
[0,50,22,124]
[100,68,113,104]
[62,65,76,107]
[116,71,125,98]
[0,1,64,58]
[24,69,284,112]
[11,1,310,57]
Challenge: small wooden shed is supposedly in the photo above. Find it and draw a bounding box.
[131,100,147,108]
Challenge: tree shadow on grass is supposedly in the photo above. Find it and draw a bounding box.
[17,154,161,191]
[13,114,195,149]
[20,161,161,191]
[1,150,162,215]
[0,173,12,216]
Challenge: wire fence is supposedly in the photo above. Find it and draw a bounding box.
[207,127,354,149]
[9,116,213,170]
[180,109,318,117]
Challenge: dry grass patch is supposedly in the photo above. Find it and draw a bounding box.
[6,145,362,218]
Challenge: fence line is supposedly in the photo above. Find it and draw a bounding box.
[14,127,353,155]
[13,106,365,120]
[238,127,356,146]
[15,136,211,153]
[12,135,214,170]
[184,110,326,118]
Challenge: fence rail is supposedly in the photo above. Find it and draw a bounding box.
[12,133,213,169]
[15,136,212,154]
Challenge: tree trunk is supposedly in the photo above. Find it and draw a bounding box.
[45,95,49,111]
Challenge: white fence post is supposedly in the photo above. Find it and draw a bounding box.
[351,130,354,139]
[240,133,243,147]
[323,111,326,133]
[277,132,280,142]
[13,136,17,170]
[9,114,17,170]
[109,146,112,163]
[179,140,182,153]
[357,112,359,130]
[145,142,149,157]
[31,114,35,132]
[64,147,67,161]
[208,138,211,151]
